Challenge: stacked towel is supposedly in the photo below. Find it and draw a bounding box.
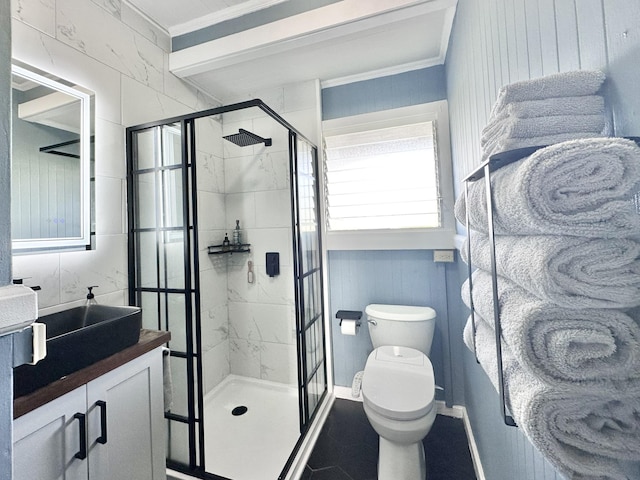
[491,95,605,119]
[482,113,605,147]
[462,269,640,388]
[491,71,606,112]
[482,71,607,159]
[454,137,640,238]
[464,317,640,480]
[460,233,640,309]
[461,71,640,480]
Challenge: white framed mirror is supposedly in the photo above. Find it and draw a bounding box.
[11,63,94,252]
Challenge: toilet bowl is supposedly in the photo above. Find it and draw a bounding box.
[362,345,436,480]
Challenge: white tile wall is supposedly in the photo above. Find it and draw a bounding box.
[203,339,230,393]
[11,0,212,312]
[11,0,55,36]
[11,0,322,393]
[220,82,321,386]
[229,338,261,378]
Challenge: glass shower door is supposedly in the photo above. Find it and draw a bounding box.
[127,120,205,473]
[291,135,327,430]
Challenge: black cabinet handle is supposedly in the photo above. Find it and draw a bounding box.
[73,413,87,460]
[96,400,107,444]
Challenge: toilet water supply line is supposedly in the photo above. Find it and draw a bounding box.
[350,371,444,398]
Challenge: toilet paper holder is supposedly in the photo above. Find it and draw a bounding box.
[335,310,362,327]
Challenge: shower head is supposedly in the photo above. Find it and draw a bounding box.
[223,128,272,147]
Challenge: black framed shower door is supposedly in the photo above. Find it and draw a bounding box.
[126,99,327,479]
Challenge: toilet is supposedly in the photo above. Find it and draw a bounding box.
[362,304,437,480]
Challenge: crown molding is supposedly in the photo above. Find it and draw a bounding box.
[320,59,443,89]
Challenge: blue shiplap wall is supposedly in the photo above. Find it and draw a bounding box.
[0,0,12,477]
[328,250,455,405]
[321,65,461,406]
[0,0,10,284]
[445,0,640,479]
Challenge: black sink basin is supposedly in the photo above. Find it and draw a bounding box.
[14,305,142,398]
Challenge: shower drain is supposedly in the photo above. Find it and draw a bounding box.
[231,406,248,416]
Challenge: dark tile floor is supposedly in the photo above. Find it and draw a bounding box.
[301,399,477,480]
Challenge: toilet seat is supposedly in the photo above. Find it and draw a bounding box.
[362,346,435,421]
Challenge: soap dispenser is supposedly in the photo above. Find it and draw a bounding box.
[86,286,99,305]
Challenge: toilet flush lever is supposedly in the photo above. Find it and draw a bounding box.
[368,320,377,326]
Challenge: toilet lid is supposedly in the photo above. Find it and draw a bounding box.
[362,346,435,421]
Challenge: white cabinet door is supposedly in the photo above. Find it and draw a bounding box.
[14,387,89,480]
[86,350,165,480]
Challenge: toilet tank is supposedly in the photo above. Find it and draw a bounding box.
[365,304,437,356]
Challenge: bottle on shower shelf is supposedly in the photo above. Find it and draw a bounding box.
[233,219,242,249]
[222,233,231,252]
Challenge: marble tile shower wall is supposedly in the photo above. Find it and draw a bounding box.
[196,115,231,393]
[223,109,297,387]
[196,80,321,394]
[10,0,217,314]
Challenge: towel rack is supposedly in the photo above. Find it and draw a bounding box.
[463,146,545,428]
[462,136,640,427]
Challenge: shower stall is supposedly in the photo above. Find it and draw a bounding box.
[125,99,327,479]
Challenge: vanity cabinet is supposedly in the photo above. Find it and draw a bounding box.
[13,386,87,480]
[13,348,165,480]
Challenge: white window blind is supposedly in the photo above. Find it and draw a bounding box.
[323,121,440,231]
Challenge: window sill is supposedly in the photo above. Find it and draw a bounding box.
[325,228,456,251]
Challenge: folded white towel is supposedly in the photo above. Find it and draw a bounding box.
[461,269,640,387]
[464,316,640,478]
[455,137,640,238]
[501,95,605,119]
[482,114,605,146]
[490,70,606,118]
[461,233,640,309]
[481,132,605,161]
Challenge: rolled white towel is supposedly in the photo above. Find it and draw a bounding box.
[455,137,640,238]
[460,233,640,309]
[490,70,606,118]
[461,269,640,387]
[464,317,640,478]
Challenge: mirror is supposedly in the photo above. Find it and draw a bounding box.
[11,62,94,252]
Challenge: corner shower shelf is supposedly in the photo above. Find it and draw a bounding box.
[208,244,251,255]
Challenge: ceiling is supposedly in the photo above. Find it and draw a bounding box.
[126,0,457,102]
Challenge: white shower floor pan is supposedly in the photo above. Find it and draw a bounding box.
[204,375,300,480]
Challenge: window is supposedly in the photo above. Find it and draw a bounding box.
[321,101,455,250]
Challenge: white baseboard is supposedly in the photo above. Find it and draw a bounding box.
[332,389,485,480]
[334,385,362,401]
[459,405,486,480]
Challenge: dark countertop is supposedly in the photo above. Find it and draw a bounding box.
[14,329,171,419]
